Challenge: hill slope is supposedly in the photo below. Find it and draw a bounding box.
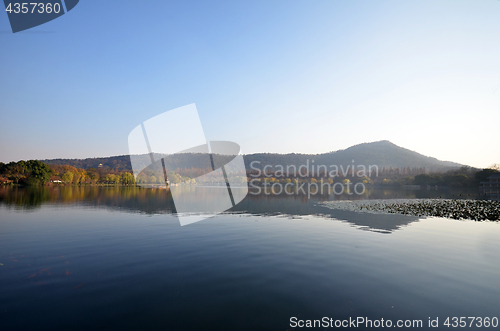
[41,140,464,172]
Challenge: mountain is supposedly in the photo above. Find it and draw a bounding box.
[247,140,463,170]
[40,140,465,172]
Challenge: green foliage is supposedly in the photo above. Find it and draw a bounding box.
[167,172,181,184]
[447,174,469,188]
[0,160,141,186]
[0,160,52,185]
[85,168,99,183]
[104,174,120,185]
[25,160,52,185]
[120,172,135,185]
[62,171,74,183]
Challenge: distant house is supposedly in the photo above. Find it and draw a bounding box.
[481,173,500,200]
[50,176,63,184]
[0,176,13,184]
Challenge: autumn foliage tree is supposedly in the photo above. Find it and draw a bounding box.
[0,160,52,185]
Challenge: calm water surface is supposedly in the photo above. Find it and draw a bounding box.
[1,187,499,330]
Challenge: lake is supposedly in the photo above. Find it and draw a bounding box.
[1,186,499,330]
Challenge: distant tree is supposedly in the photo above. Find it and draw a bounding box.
[6,161,27,183]
[399,176,414,185]
[104,174,119,185]
[447,174,469,188]
[475,168,499,184]
[86,168,99,184]
[120,172,135,185]
[73,172,82,184]
[136,173,147,184]
[62,171,74,183]
[25,160,52,185]
[75,169,87,184]
[414,174,429,185]
[456,166,473,175]
[168,172,181,184]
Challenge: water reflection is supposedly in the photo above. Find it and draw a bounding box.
[0,186,485,233]
[1,187,499,331]
[0,186,176,213]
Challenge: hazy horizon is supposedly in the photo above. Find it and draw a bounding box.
[1,0,499,168]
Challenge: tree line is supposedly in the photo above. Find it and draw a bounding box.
[0,160,237,186]
[0,160,135,186]
[1,159,498,188]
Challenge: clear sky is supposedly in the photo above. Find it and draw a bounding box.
[1,0,499,168]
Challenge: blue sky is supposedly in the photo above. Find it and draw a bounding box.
[1,0,499,168]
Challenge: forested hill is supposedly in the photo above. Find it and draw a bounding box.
[247,140,464,171]
[41,154,133,171]
[41,140,465,172]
